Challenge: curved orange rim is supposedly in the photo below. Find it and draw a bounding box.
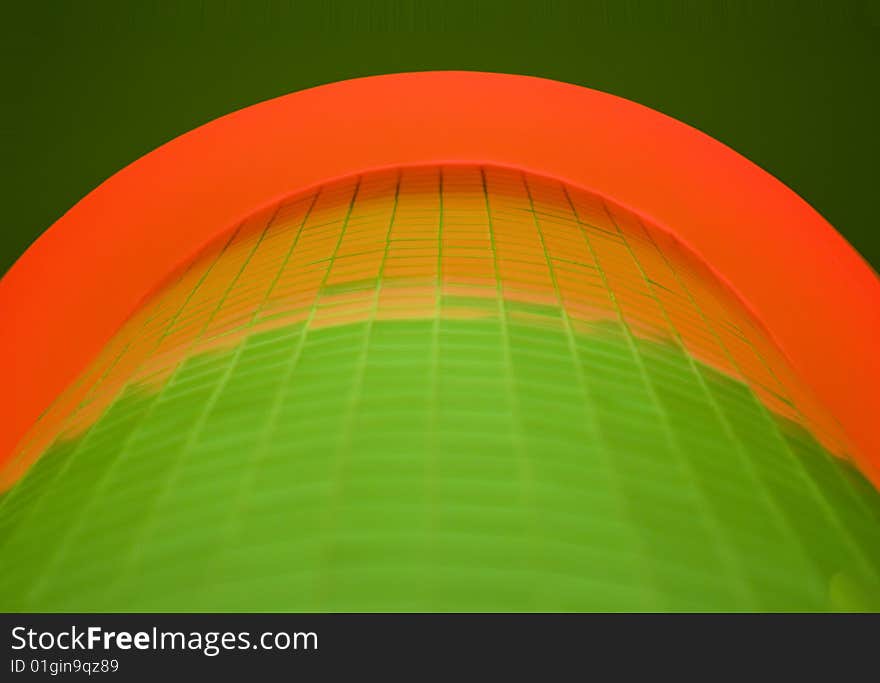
[1,71,877,485]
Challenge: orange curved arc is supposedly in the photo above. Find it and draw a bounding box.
[0,71,877,485]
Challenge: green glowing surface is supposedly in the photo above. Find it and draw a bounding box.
[1,318,878,611]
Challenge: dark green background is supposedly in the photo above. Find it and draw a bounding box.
[2,0,878,275]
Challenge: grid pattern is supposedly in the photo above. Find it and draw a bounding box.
[0,165,877,611]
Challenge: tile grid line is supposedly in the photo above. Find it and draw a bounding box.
[481,167,539,608]
[636,218,879,579]
[189,187,325,598]
[202,181,355,604]
[566,184,732,607]
[290,177,363,608]
[335,175,400,434]
[425,166,444,612]
[523,173,658,602]
[324,171,402,516]
[616,201,753,599]
[95,212,277,600]
[558,182,674,608]
[607,202,785,608]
